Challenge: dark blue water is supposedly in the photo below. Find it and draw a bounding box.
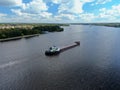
[0,25,120,90]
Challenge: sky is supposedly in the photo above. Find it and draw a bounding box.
[0,0,120,23]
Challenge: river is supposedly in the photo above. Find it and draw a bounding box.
[0,25,120,90]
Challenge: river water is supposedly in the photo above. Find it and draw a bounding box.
[0,25,120,90]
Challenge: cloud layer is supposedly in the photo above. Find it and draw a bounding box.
[0,0,22,6]
[0,0,119,23]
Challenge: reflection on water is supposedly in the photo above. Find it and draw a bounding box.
[0,25,120,90]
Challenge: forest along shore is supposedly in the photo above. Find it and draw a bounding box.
[0,24,65,41]
[70,23,120,28]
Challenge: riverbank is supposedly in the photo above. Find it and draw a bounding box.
[0,25,64,40]
[0,34,39,42]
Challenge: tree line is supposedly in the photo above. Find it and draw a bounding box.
[0,25,64,39]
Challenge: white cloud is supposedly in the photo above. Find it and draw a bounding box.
[11,0,52,18]
[0,0,22,6]
[58,0,83,14]
[11,11,53,23]
[68,3,120,22]
[96,0,111,4]
[38,12,52,19]
[0,13,7,17]
[79,13,96,21]
[55,13,75,20]
[50,0,62,4]
[11,9,53,22]
[91,0,111,5]
[1,0,119,23]
[9,0,53,23]
[0,13,7,22]
[21,0,48,14]
[99,4,120,20]
[11,9,23,16]
[57,0,94,14]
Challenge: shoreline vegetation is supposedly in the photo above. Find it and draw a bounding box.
[0,24,66,41]
[88,23,120,27]
[1,23,119,42]
[71,23,120,28]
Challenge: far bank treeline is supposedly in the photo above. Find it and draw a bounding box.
[0,25,64,39]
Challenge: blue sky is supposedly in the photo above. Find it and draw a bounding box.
[0,0,120,23]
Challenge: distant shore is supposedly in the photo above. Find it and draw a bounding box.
[92,23,120,27]
[70,23,120,28]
